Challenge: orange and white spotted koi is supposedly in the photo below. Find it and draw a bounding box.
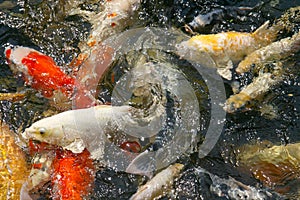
[5,46,98,109]
[69,0,141,50]
[177,21,281,80]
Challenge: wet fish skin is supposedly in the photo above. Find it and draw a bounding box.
[237,32,300,74]
[5,46,76,99]
[177,21,280,80]
[130,163,184,200]
[22,105,131,158]
[225,32,300,113]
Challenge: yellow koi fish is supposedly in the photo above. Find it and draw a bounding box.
[177,21,280,79]
[0,123,29,199]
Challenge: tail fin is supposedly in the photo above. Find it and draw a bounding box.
[252,21,280,46]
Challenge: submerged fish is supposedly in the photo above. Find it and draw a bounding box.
[177,21,280,80]
[130,163,184,200]
[237,142,300,196]
[188,5,256,31]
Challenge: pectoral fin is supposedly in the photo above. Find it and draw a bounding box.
[215,58,233,80]
[64,138,85,153]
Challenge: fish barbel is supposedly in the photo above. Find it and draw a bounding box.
[22,105,132,158]
[177,21,280,79]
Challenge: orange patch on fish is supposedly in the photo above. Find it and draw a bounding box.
[120,141,141,153]
[52,148,95,200]
[21,51,75,98]
[107,12,118,18]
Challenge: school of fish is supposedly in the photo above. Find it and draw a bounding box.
[1,1,300,199]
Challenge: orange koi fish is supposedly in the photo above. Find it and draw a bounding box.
[177,21,281,79]
[27,140,95,199]
[5,46,98,108]
[5,46,75,98]
[51,148,95,200]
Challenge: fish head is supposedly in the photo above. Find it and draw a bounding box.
[22,119,67,147]
[22,116,86,153]
[5,46,33,81]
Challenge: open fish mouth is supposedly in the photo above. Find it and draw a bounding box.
[28,139,58,152]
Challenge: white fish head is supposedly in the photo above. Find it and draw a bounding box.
[5,46,34,75]
[22,118,67,146]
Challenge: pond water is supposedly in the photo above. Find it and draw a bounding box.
[0,0,300,199]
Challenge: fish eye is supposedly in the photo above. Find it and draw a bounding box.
[38,127,46,135]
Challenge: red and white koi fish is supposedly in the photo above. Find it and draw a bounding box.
[5,46,75,99]
[5,46,99,109]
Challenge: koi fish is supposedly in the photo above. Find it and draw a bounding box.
[187,5,256,31]
[225,32,300,113]
[237,142,300,194]
[177,21,281,80]
[24,141,95,200]
[130,163,184,200]
[51,148,95,200]
[5,46,75,98]
[236,32,300,74]
[5,46,98,109]
[0,123,29,199]
[69,0,141,51]
[21,104,132,156]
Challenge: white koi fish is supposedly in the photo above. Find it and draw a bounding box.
[130,163,184,200]
[22,105,132,158]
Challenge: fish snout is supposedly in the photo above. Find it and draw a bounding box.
[21,129,32,142]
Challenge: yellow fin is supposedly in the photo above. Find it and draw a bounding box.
[252,20,281,45]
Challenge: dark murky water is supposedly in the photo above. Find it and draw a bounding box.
[1,0,300,199]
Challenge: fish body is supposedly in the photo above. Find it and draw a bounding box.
[24,142,95,200]
[237,142,300,194]
[237,32,300,74]
[177,21,279,79]
[5,46,76,98]
[0,124,29,199]
[130,163,184,200]
[5,46,98,109]
[225,32,300,113]
[22,105,132,158]
[52,148,95,200]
